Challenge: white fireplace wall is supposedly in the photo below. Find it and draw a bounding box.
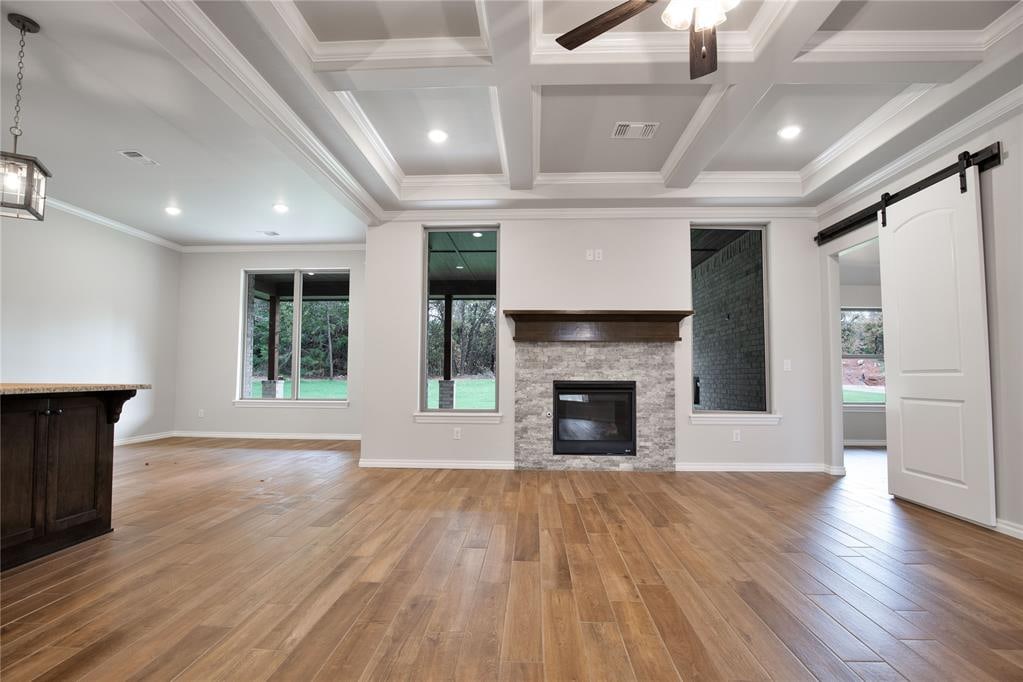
[361,214,828,470]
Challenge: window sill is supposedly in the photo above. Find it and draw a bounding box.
[842,403,885,412]
[233,399,350,409]
[413,411,503,424]
[689,412,783,425]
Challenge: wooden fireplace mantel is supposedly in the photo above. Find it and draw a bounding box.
[503,310,693,342]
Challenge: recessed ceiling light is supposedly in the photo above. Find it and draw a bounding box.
[777,125,802,140]
[273,202,289,214]
[261,230,279,237]
[428,129,449,144]
[164,206,181,216]
[472,231,483,238]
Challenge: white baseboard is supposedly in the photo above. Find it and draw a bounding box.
[844,439,887,447]
[114,431,177,446]
[359,458,513,470]
[676,462,845,475]
[996,518,1023,541]
[115,430,361,445]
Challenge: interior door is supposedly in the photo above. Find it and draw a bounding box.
[879,166,996,526]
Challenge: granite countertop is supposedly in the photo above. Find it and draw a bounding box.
[0,383,152,395]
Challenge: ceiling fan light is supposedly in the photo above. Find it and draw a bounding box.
[693,0,727,31]
[661,0,694,30]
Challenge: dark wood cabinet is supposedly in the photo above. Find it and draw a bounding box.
[1,388,140,570]
[1,398,49,550]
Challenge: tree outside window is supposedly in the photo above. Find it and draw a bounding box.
[841,308,885,404]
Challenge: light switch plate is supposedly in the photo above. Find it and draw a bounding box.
[585,249,594,261]
[783,359,792,372]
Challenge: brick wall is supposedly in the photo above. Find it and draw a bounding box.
[692,230,767,411]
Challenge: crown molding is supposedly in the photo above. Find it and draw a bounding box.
[180,243,366,253]
[402,174,508,190]
[746,0,793,59]
[335,91,406,186]
[982,1,1023,49]
[380,206,818,223]
[800,84,936,181]
[272,0,489,68]
[536,172,665,186]
[309,36,491,68]
[46,198,369,254]
[531,30,754,64]
[48,199,184,252]
[661,84,732,181]
[803,30,988,57]
[138,1,383,225]
[489,87,510,180]
[816,84,1023,221]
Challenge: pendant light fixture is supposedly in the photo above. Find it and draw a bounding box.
[1,13,51,221]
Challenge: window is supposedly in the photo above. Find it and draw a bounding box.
[841,308,885,404]
[690,227,769,412]
[422,228,498,411]
[240,270,349,401]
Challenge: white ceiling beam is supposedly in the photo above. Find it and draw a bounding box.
[317,65,496,92]
[662,0,843,189]
[482,0,537,190]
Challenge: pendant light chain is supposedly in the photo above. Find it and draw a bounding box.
[9,25,26,153]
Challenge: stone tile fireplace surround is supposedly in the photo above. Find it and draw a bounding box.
[514,341,676,471]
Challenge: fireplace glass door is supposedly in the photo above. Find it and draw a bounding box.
[553,381,636,455]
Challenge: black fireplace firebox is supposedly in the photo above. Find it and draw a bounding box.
[553,381,636,455]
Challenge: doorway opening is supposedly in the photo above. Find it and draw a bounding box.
[838,238,887,493]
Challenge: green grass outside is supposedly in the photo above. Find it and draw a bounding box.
[843,387,885,404]
[426,378,496,410]
[250,378,348,400]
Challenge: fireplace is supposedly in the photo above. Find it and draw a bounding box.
[553,381,636,455]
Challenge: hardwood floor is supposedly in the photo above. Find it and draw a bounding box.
[2,437,1023,681]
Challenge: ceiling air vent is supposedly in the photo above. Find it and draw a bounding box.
[611,121,659,140]
[117,150,159,166]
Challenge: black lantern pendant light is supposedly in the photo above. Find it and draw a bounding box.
[1,13,51,221]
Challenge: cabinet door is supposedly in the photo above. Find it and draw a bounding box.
[45,396,109,532]
[1,398,49,548]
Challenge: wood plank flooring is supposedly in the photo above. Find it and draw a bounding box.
[2,437,1023,680]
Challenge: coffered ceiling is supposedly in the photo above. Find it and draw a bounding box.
[2,0,1021,243]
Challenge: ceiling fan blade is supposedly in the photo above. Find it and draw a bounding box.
[555,0,657,50]
[689,25,718,79]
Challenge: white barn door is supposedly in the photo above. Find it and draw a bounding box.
[879,166,996,526]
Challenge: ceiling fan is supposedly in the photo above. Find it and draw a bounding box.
[556,0,740,79]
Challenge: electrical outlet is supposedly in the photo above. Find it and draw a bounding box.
[732,429,741,442]
[585,249,594,261]
[595,248,603,261]
[198,408,205,418]
[783,359,792,372]
[453,427,462,440]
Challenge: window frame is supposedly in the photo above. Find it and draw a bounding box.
[419,225,500,414]
[235,267,351,405]
[689,224,773,416]
[840,306,885,406]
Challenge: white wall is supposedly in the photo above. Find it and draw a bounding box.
[820,111,1023,528]
[840,285,882,308]
[173,249,365,437]
[1,208,181,439]
[677,219,828,469]
[361,215,829,470]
